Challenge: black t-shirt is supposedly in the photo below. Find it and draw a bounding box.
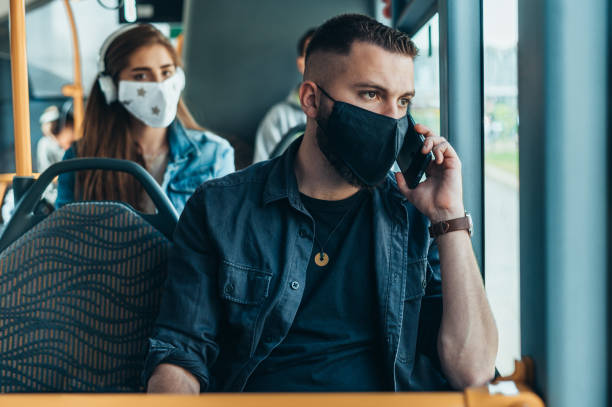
[244,190,390,392]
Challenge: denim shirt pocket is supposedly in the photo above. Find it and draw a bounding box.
[397,258,428,365]
[404,258,427,300]
[218,260,272,305]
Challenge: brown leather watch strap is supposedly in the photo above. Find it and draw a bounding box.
[429,215,473,238]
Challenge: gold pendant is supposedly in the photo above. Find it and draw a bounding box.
[314,252,329,267]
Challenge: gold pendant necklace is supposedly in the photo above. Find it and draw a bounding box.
[314,252,329,267]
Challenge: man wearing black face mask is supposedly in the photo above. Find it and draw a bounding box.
[145,14,498,394]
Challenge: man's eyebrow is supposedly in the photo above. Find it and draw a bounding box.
[353,82,387,91]
[353,82,415,97]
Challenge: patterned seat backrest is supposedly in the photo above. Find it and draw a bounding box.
[0,202,170,392]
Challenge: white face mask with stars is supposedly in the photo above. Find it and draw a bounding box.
[118,67,185,128]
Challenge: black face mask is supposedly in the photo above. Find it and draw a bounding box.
[316,85,409,186]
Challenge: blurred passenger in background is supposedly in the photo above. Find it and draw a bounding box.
[252,28,316,163]
[1,103,75,223]
[37,101,76,205]
[37,102,75,173]
[57,24,234,214]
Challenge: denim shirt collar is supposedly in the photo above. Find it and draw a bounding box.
[261,135,408,223]
[167,120,198,164]
[262,137,305,212]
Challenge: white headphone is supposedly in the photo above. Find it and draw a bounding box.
[97,24,141,104]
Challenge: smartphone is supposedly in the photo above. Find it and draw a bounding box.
[396,115,434,189]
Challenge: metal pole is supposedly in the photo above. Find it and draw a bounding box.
[9,0,32,177]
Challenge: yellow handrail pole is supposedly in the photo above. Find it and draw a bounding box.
[9,0,32,177]
[0,173,39,184]
[62,0,84,140]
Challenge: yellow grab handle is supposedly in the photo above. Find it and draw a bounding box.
[62,0,84,140]
[9,0,32,177]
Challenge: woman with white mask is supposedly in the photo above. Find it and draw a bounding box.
[57,24,235,214]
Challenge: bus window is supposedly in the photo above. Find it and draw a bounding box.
[26,0,118,99]
[482,0,520,376]
[25,0,173,99]
[410,14,440,137]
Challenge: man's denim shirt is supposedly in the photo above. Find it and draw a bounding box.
[144,138,450,391]
[56,120,235,214]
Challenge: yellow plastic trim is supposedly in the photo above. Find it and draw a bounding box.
[0,388,544,407]
[0,360,546,407]
[0,393,464,407]
[466,384,544,407]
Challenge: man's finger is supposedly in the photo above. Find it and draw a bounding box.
[414,123,434,137]
[422,136,447,154]
[432,141,450,163]
[395,172,413,196]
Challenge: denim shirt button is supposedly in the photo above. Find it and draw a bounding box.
[421,279,427,288]
[224,283,235,294]
[290,281,300,290]
[299,229,309,238]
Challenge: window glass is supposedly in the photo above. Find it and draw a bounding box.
[411,14,440,136]
[26,0,120,98]
[483,0,520,376]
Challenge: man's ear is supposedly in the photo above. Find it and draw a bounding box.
[299,80,319,119]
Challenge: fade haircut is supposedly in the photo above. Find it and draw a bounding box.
[305,14,418,64]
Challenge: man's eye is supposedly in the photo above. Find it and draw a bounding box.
[162,70,173,77]
[133,73,147,81]
[363,91,377,100]
[399,98,411,108]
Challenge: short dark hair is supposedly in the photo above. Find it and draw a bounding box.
[50,114,74,135]
[305,14,418,61]
[297,28,317,57]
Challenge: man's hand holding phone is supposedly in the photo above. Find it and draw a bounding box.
[396,115,434,189]
[395,122,465,223]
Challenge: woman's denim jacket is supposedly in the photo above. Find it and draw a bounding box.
[143,138,450,392]
[56,120,235,214]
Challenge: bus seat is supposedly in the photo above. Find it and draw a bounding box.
[269,124,306,159]
[0,158,178,252]
[0,158,178,392]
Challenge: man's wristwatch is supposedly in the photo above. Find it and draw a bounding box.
[429,212,473,238]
